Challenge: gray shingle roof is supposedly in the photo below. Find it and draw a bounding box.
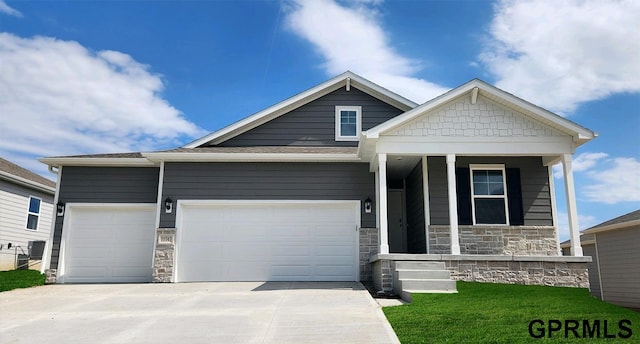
[586,210,640,231]
[0,157,55,189]
[161,147,358,154]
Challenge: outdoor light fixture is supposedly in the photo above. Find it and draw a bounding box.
[164,197,173,213]
[56,202,65,216]
[364,197,372,213]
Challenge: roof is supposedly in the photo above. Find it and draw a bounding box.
[39,152,155,167]
[559,233,595,248]
[183,71,418,148]
[364,78,597,145]
[0,157,55,194]
[142,146,360,162]
[582,209,640,234]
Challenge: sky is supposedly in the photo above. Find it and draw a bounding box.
[0,0,638,241]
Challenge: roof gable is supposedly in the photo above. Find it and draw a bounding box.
[184,71,418,148]
[365,79,596,145]
[0,157,55,193]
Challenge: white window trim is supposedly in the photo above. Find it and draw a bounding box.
[469,164,510,226]
[335,106,362,141]
[26,196,42,231]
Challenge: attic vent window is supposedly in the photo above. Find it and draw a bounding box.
[335,106,361,141]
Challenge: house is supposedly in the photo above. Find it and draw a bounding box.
[0,158,55,271]
[39,72,594,294]
[561,210,640,311]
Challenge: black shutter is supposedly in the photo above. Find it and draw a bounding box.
[506,168,524,225]
[456,167,472,225]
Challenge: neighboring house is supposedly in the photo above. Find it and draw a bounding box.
[40,72,594,295]
[0,158,55,271]
[561,210,640,311]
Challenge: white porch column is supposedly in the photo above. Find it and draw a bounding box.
[562,154,583,256]
[422,156,431,253]
[378,154,389,254]
[446,154,461,255]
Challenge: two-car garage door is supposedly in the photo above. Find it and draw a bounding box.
[176,202,358,282]
[61,202,358,283]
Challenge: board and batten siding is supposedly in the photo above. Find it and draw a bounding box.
[596,227,640,310]
[0,179,54,270]
[405,162,426,253]
[49,167,159,270]
[427,156,553,226]
[160,162,375,228]
[217,87,404,147]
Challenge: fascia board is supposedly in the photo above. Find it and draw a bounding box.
[581,219,640,234]
[142,152,362,162]
[38,157,157,167]
[0,171,55,194]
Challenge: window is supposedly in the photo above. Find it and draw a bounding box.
[335,106,361,141]
[26,197,41,230]
[470,165,509,225]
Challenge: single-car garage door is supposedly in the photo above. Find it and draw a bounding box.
[176,201,359,282]
[61,205,156,283]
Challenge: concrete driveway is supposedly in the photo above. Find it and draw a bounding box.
[0,282,399,344]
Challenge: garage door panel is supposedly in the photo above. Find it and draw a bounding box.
[177,202,357,282]
[63,206,155,283]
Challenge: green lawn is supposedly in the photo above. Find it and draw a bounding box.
[383,282,639,343]
[0,269,46,292]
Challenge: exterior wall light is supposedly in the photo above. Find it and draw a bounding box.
[364,197,372,213]
[164,197,173,214]
[56,202,65,216]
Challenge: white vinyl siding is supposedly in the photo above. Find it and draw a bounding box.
[470,164,509,225]
[0,184,53,271]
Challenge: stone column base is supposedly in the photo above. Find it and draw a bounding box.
[153,228,176,283]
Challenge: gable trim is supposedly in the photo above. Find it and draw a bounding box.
[364,79,596,146]
[183,71,417,148]
[0,170,56,194]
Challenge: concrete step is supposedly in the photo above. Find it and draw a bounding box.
[395,261,446,270]
[397,278,457,292]
[395,269,451,280]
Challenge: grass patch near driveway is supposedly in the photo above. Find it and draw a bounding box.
[383,282,640,343]
[0,269,46,292]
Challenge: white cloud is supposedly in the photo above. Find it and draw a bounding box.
[0,0,22,17]
[0,33,204,177]
[285,0,448,103]
[553,152,608,178]
[556,211,598,242]
[582,157,640,204]
[481,0,640,113]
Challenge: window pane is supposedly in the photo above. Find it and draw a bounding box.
[29,198,41,213]
[340,110,357,137]
[472,170,487,183]
[474,199,506,224]
[473,182,489,195]
[488,182,504,195]
[27,214,39,230]
[487,170,503,183]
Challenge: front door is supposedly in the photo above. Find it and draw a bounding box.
[388,189,407,253]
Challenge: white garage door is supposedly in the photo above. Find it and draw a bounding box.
[177,202,358,282]
[62,205,156,283]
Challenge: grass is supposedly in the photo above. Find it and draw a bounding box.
[383,282,640,343]
[0,269,46,292]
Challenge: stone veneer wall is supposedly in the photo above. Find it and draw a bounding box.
[429,225,558,256]
[359,228,378,287]
[153,228,176,283]
[445,259,589,287]
[372,259,394,292]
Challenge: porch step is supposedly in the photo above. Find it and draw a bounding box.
[396,269,451,280]
[392,261,457,302]
[395,261,447,270]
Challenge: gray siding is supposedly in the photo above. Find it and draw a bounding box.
[49,167,159,269]
[405,162,426,253]
[217,87,404,147]
[596,227,640,310]
[160,162,375,227]
[427,156,553,226]
[582,244,602,299]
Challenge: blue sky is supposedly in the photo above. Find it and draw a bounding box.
[1,0,638,240]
